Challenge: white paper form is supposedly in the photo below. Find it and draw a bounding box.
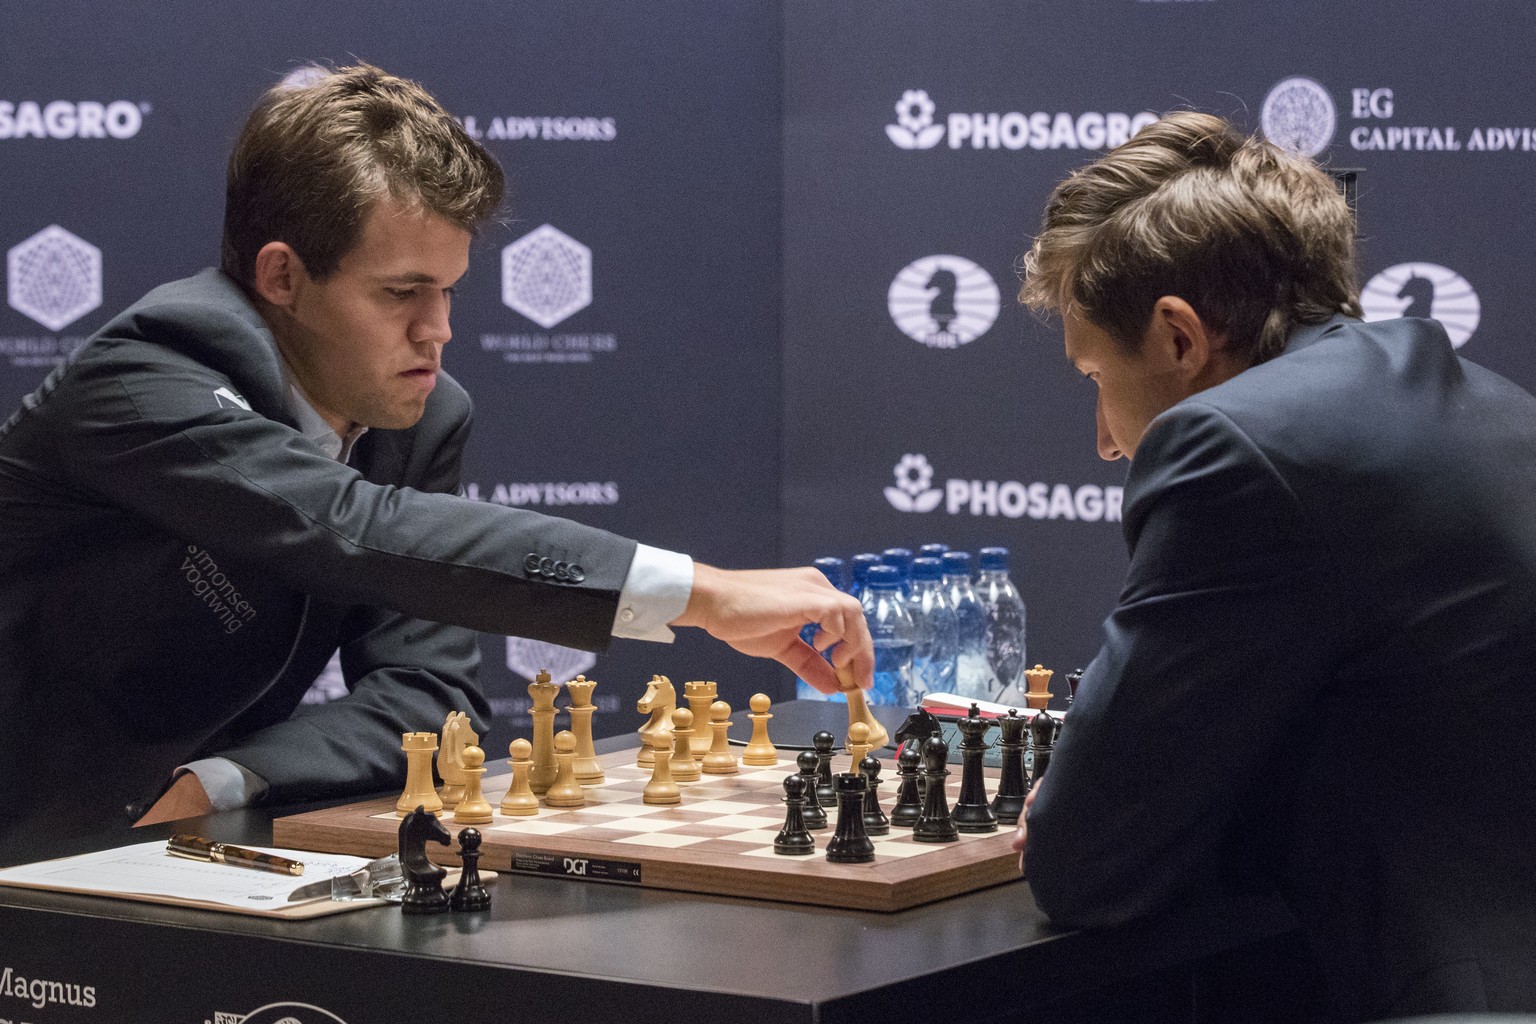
[0,840,371,909]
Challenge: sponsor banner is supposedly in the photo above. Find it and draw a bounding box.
[1263,76,1536,155]
[6,225,102,333]
[0,99,149,140]
[462,114,616,142]
[885,455,1123,523]
[464,480,619,507]
[886,88,1158,152]
[1360,263,1481,348]
[482,224,617,365]
[887,255,999,349]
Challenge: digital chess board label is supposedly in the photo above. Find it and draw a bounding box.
[274,750,1022,912]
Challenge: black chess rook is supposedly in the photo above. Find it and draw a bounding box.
[825,772,876,864]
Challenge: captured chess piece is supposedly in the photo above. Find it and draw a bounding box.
[991,709,1029,825]
[773,774,816,856]
[812,730,837,806]
[952,706,999,834]
[499,738,540,816]
[636,674,677,768]
[643,731,681,805]
[565,674,605,785]
[860,755,890,836]
[398,806,452,914]
[528,669,561,794]
[889,744,923,828]
[545,730,587,808]
[913,737,959,843]
[826,773,876,864]
[397,732,444,817]
[436,710,479,808]
[1024,664,1054,711]
[452,745,494,825]
[683,680,718,757]
[742,693,778,766]
[669,708,702,783]
[702,700,739,775]
[448,828,492,912]
[836,663,889,750]
[795,749,828,829]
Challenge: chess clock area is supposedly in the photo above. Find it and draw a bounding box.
[0,697,1304,1024]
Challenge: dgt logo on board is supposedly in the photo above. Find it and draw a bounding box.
[1261,77,1337,157]
[7,225,102,332]
[501,224,592,329]
[887,255,1000,349]
[1360,263,1481,348]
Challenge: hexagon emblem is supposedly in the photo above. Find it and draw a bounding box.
[8,225,103,333]
[501,224,592,329]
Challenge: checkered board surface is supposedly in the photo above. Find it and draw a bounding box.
[273,748,1022,912]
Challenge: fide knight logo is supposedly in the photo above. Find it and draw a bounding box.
[1261,77,1336,157]
[886,89,945,150]
[506,636,597,685]
[885,453,944,513]
[501,224,592,329]
[6,224,103,332]
[1360,262,1482,349]
[887,254,1000,349]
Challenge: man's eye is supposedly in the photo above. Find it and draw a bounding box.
[386,287,415,300]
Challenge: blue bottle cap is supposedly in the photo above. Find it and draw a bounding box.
[912,556,944,581]
[864,565,902,588]
[812,556,847,590]
[849,553,881,585]
[978,547,1010,571]
[941,550,973,575]
[917,543,950,558]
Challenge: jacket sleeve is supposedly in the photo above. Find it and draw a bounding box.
[1023,401,1343,927]
[48,336,636,652]
[208,402,493,805]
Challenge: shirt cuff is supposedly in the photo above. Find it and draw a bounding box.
[611,544,694,643]
[180,757,270,812]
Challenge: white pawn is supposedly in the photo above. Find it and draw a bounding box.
[742,693,778,766]
[545,730,586,808]
[702,700,739,775]
[499,738,540,817]
[643,732,681,805]
[669,708,701,782]
[453,745,494,825]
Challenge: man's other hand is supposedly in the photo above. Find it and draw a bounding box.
[133,771,214,827]
[672,563,874,695]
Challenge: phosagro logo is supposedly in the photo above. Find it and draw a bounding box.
[885,89,1157,151]
[0,99,148,139]
[7,225,102,332]
[1360,263,1481,348]
[502,224,592,329]
[1261,77,1337,157]
[888,255,1000,349]
[884,454,1123,522]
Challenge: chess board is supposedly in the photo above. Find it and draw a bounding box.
[273,748,1021,912]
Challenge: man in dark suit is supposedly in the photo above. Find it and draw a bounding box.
[0,64,870,855]
[1013,111,1536,1020]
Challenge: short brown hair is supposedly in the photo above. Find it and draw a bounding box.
[220,63,504,287]
[1019,111,1360,364]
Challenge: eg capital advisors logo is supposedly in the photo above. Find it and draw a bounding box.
[886,453,944,512]
[1261,76,1337,157]
[7,224,102,332]
[887,89,945,149]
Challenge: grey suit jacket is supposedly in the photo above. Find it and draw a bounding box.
[1025,315,1536,1021]
[0,269,637,855]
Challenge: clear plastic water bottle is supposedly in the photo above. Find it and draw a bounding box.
[941,551,996,700]
[975,546,1027,701]
[881,547,915,597]
[908,557,958,701]
[795,556,846,701]
[848,553,881,603]
[860,565,915,706]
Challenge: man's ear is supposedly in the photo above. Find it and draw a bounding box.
[1147,296,1217,381]
[250,242,307,310]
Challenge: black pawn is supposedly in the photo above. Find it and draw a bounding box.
[1065,668,1084,709]
[913,737,958,843]
[952,706,998,833]
[1030,710,1058,789]
[449,828,492,912]
[991,709,1029,825]
[796,749,828,829]
[774,774,816,855]
[859,755,890,836]
[825,772,875,863]
[889,744,923,828]
[812,730,837,806]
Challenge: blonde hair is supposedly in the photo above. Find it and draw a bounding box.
[1020,111,1360,363]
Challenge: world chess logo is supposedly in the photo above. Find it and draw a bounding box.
[1360,262,1481,349]
[885,453,944,513]
[887,255,1000,349]
[6,225,102,332]
[506,636,596,685]
[1261,77,1336,157]
[886,89,945,149]
[501,224,592,329]
[216,1002,350,1024]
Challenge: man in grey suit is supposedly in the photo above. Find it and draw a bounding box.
[0,65,870,854]
[1013,111,1536,1020]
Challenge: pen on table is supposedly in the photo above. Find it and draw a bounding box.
[166,834,305,876]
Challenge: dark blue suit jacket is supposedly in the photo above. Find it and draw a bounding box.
[1025,315,1536,1021]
